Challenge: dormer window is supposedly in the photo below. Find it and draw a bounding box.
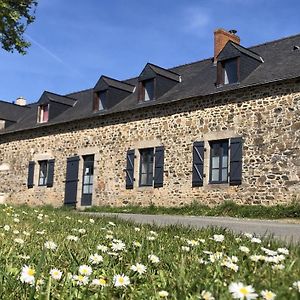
[38,104,49,123]
[139,79,155,101]
[98,91,106,110]
[223,58,238,84]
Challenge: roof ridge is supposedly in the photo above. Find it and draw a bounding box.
[65,87,93,97]
[248,32,300,50]
[44,90,77,101]
[102,75,135,86]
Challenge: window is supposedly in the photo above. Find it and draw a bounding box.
[38,104,49,123]
[139,148,154,186]
[209,140,229,183]
[140,79,155,101]
[38,160,48,186]
[223,58,238,84]
[98,91,106,110]
[82,155,94,196]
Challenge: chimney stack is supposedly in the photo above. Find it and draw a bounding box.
[15,97,27,106]
[214,28,240,64]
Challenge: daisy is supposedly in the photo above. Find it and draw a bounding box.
[229,282,258,299]
[14,238,24,245]
[158,290,169,297]
[187,239,199,246]
[181,246,190,252]
[134,227,141,232]
[97,244,108,252]
[148,254,160,264]
[133,241,142,248]
[13,230,20,234]
[277,248,289,255]
[78,228,86,234]
[130,263,147,275]
[50,268,62,280]
[91,278,108,286]
[200,290,215,300]
[272,264,285,270]
[72,275,89,285]
[147,236,156,241]
[292,281,300,292]
[213,234,224,242]
[251,237,261,244]
[44,240,57,250]
[108,221,116,226]
[261,290,276,300]
[89,219,95,224]
[89,253,103,264]
[239,246,250,254]
[66,235,79,241]
[13,218,20,223]
[20,265,35,284]
[113,274,130,287]
[111,241,126,252]
[3,225,10,231]
[79,265,92,276]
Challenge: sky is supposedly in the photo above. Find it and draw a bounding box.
[1,0,300,104]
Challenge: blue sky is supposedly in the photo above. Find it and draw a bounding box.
[1,0,300,103]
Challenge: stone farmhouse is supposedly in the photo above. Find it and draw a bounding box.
[0,29,299,208]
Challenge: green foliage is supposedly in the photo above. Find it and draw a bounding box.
[0,0,37,54]
[85,200,300,220]
[0,204,299,299]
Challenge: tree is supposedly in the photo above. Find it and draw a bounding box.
[0,0,38,54]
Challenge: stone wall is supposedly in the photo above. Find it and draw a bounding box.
[0,79,299,208]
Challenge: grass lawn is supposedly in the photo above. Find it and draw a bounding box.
[84,200,300,221]
[0,204,299,299]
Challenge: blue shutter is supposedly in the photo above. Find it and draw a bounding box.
[192,142,204,187]
[154,146,164,188]
[230,137,243,185]
[46,159,55,187]
[27,161,35,188]
[125,150,135,189]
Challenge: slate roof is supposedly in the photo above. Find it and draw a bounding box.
[1,33,300,135]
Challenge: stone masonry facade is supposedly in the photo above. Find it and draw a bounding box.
[0,79,299,208]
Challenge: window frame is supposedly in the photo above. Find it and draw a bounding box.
[209,139,229,184]
[217,57,240,86]
[38,160,48,186]
[139,78,156,102]
[139,148,154,187]
[97,91,106,111]
[81,155,95,196]
[38,104,49,123]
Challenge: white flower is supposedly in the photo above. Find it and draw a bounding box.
[148,254,160,264]
[106,234,114,240]
[261,247,277,256]
[36,230,45,235]
[44,240,57,250]
[113,274,130,287]
[244,233,253,238]
[97,244,108,252]
[250,255,265,262]
[292,281,300,292]
[200,290,215,300]
[72,275,89,285]
[78,228,86,234]
[50,268,62,280]
[13,230,20,234]
[13,218,20,223]
[158,290,169,297]
[78,220,83,223]
[130,263,147,275]
[111,241,126,252]
[261,290,276,300]
[229,282,258,299]
[89,253,103,264]
[79,265,92,276]
[134,227,141,232]
[213,234,224,242]
[272,264,285,270]
[23,231,30,236]
[181,246,190,252]
[251,237,261,244]
[133,241,142,248]
[66,235,79,241]
[20,265,35,284]
[149,230,158,236]
[108,221,116,226]
[239,246,250,254]
[147,236,156,241]
[18,255,30,260]
[187,239,199,246]
[91,278,107,286]
[14,238,24,245]
[89,218,95,224]
[3,225,10,231]
[277,248,289,255]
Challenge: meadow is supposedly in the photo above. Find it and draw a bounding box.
[0,204,299,299]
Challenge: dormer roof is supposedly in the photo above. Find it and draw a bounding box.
[38,91,76,107]
[94,75,135,93]
[139,63,181,82]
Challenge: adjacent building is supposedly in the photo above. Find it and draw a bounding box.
[0,29,299,208]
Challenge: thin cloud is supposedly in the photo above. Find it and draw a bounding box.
[183,7,211,35]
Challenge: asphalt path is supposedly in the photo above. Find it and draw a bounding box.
[85,212,300,243]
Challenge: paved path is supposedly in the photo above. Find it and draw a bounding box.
[85,212,300,243]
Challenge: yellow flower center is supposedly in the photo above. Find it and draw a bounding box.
[78,275,84,281]
[240,287,249,295]
[28,269,35,276]
[118,277,125,284]
[265,292,273,300]
[99,278,106,285]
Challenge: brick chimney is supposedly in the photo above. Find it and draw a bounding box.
[15,96,26,106]
[214,28,240,63]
